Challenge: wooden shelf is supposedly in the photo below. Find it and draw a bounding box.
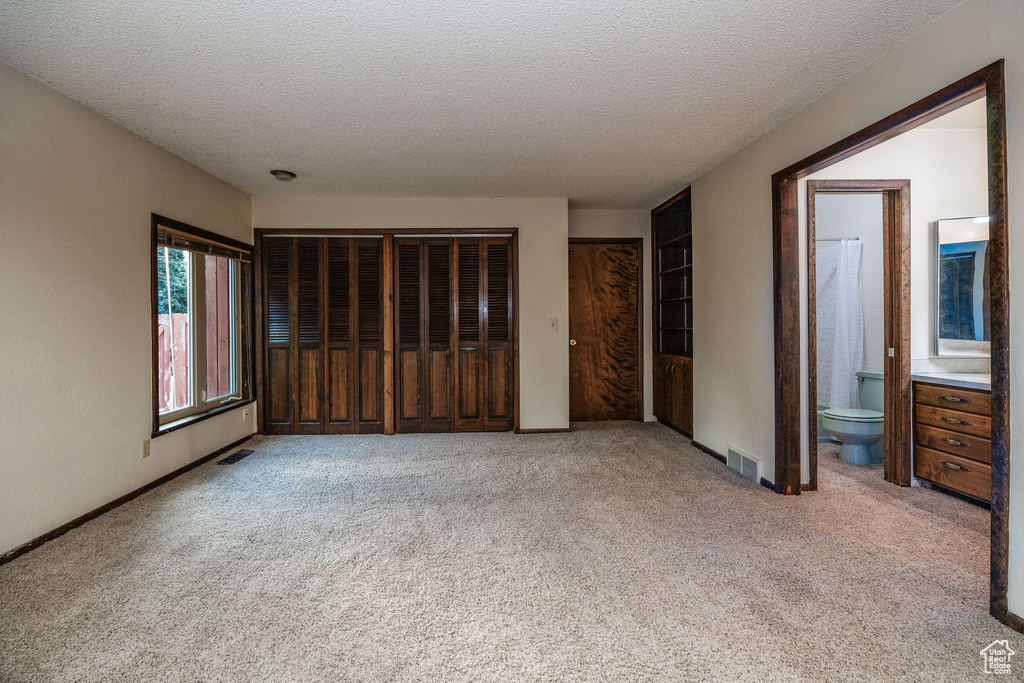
[660,234,692,248]
[658,264,692,275]
[653,187,694,431]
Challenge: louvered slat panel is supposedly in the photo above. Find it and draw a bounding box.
[487,242,510,342]
[358,242,382,343]
[296,239,320,345]
[266,239,290,344]
[458,243,480,343]
[397,243,420,346]
[428,243,450,347]
[327,240,350,344]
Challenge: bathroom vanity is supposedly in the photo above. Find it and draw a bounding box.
[911,374,992,503]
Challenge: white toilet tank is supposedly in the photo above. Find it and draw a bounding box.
[857,371,884,412]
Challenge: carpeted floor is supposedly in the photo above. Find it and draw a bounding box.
[0,423,1017,681]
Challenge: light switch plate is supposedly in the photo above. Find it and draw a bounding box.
[142,439,150,458]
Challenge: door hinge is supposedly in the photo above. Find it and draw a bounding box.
[888,347,895,357]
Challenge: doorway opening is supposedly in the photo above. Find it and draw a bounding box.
[772,61,1011,626]
[807,180,911,491]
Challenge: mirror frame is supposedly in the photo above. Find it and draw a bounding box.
[934,216,991,357]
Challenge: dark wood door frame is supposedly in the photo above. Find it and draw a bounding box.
[253,227,520,435]
[773,61,1014,629]
[806,180,911,491]
[568,238,644,421]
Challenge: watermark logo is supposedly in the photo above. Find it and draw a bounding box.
[981,640,1015,675]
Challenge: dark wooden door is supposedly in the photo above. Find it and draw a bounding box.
[568,241,641,421]
[395,237,455,432]
[262,236,384,435]
[394,235,513,433]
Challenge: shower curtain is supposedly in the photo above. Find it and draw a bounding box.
[816,240,865,410]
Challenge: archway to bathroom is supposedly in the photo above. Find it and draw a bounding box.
[771,61,1010,625]
[805,180,910,492]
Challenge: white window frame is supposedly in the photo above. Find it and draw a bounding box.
[153,215,253,436]
[158,251,245,427]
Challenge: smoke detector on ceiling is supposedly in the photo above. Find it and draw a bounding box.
[270,169,296,181]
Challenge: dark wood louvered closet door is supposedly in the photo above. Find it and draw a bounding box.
[395,236,513,433]
[482,238,513,430]
[262,237,384,434]
[395,238,454,432]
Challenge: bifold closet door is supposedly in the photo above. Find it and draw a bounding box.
[393,235,512,433]
[457,237,513,432]
[395,238,454,432]
[263,237,384,435]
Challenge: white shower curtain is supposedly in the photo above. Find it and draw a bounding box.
[816,240,865,410]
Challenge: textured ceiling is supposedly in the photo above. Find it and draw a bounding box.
[0,0,964,208]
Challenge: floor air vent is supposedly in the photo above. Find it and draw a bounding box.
[727,446,761,483]
[219,449,254,465]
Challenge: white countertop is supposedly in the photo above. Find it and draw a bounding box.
[910,372,991,391]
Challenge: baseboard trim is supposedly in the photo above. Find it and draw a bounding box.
[0,434,254,566]
[691,440,727,465]
[801,483,814,492]
[999,610,1024,634]
[656,418,693,438]
[516,428,572,434]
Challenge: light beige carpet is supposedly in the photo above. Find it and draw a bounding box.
[0,423,1018,681]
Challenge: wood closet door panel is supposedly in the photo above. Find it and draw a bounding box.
[483,240,513,429]
[297,349,321,424]
[455,239,485,430]
[394,239,424,432]
[327,348,349,424]
[325,239,355,433]
[355,240,385,432]
[264,237,293,433]
[429,350,451,420]
[458,349,481,421]
[359,348,380,423]
[262,235,385,434]
[487,348,510,420]
[424,240,453,431]
[291,238,324,434]
[393,238,455,432]
[266,348,291,428]
[399,349,420,421]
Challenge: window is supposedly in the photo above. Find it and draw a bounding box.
[152,215,253,434]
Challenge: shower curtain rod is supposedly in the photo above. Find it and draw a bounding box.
[815,237,860,242]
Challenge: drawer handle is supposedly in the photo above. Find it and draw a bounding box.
[940,437,971,448]
[940,416,970,426]
[940,395,971,404]
[939,459,971,473]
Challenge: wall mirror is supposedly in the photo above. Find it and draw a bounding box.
[935,216,990,356]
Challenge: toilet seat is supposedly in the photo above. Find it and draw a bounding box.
[823,408,884,423]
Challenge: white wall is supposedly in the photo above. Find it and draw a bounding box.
[0,62,255,555]
[690,0,1024,614]
[568,209,655,421]
[252,196,570,431]
[804,127,988,364]
[813,194,885,378]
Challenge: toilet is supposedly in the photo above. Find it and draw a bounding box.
[822,371,884,466]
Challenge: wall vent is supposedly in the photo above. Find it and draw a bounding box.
[727,446,761,483]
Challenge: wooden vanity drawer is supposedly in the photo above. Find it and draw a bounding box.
[914,423,991,464]
[914,404,991,439]
[914,382,991,416]
[914,446,991,502]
